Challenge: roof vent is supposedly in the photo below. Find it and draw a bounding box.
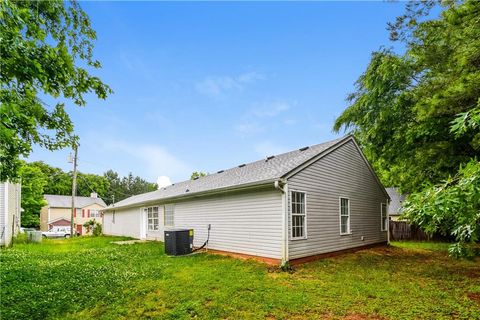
[238,164,246,168]
[265,155,275,162]
[299,146,309,151]
[217,170,224,173]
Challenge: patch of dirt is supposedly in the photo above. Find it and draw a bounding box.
[340,314,386,320]
[111,240,148,245]
[365,246,401,256]
[273,311,385,320]
[449,267,480,279]
[463,269,480,279]
[467,292,480,305]
[267,265,296,274]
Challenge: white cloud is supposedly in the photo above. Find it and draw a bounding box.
[195,72,264,98]
[119,52,152,79]
[254,141,289,157]
[251,100,291,118]
[101,140,191,182]
[156,176,172,189]
[234,100,294,137]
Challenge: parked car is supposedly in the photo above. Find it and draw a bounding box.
[42,226,73,239]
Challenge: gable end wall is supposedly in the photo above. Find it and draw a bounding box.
[287,140,388,260]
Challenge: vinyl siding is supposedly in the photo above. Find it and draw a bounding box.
[103,188,283,259]
[0,183,6,246]
[103,207,143,239]
[40,203,105,231]
[0,182,21,247]
[75,203,105,226]
[287,140,388,260]
[174,188,283,259]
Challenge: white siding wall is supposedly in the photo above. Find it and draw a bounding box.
[0,183,6,246]
[287,140,388,260]
[0,182,21,247]
[103,207,143,239]
[173,188,283,259]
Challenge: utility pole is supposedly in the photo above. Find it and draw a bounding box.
[70,144,78,237]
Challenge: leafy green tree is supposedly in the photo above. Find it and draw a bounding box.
[28,161,72,195]
[103,170,157,204]
[190,171,207,180]
[334,0,480,257]
[403,160,480,257]
[103,170,122,204]
[18,163,47,228]
[77,173,109,198]
[334,0,480,193]
[0,0,112,182]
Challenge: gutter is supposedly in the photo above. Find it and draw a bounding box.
[102,178,279,212]
[275,179,289,264]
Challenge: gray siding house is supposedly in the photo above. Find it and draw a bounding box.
[385,187,406,221]
[103,135,389,264]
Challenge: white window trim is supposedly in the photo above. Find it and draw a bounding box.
[90,209,100,218]
[164,204,175,227]
[381,203,388,232]
[339,197,351,235]
[145,206,160,231]
[290,190,307,240]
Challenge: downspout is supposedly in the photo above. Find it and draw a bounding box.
[275,180,289,265]
[387,198,391,245]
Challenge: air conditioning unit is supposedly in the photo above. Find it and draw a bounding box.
[164,229,193,256]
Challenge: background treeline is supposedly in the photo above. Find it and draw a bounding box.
[19,161,158,228]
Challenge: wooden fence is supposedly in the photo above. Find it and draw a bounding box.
[389,220,451,241]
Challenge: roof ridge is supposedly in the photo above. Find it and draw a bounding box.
[110,136,349,209]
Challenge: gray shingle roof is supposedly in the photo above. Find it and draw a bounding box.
[385,187,406,216]
[109,136,349,210]
[44,195,107,208]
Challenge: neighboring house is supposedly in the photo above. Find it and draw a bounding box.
[385,187,406,221]
[40,193,106,235]
[103,135,390,264]
[0,182,22,247]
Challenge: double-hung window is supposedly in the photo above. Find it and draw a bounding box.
[340,198,350,235]
[291,191,306,239]
[145,206,159,231]
[164,204,174,227]
[90,209,100,218]
[381,203,388,231]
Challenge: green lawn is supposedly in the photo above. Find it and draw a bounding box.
[1,237,479,320]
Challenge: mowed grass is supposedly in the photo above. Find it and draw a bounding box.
[1,237,479,320]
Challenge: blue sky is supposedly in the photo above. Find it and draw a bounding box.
[28,1,406,184]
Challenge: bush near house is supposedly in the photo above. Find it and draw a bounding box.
[0,237,479,319]
[82,220,102,236]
